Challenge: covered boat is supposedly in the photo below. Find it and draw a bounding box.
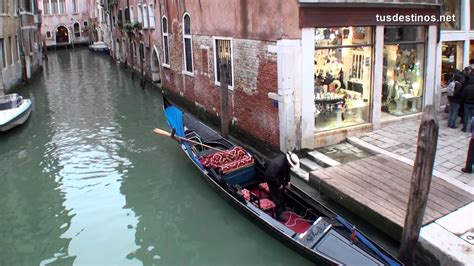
[0,93,32,132]
[88,42,109,53]
[160,96,401,265]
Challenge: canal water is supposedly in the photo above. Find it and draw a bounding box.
[0,48,314,265]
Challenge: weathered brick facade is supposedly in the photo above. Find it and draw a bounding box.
[161,27,280,146]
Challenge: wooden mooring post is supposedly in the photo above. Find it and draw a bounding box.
[219,61,229,138]
[398,105,439,266]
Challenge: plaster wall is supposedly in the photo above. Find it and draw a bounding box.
[39,0,95,46]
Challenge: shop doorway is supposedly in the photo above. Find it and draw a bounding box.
[56,26,69,44]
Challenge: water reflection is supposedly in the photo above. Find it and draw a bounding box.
[0,49,313,266]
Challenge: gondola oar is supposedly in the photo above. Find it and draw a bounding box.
[153,128,226,152]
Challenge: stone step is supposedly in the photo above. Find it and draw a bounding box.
[300,158,324,172]
[306,150,341,167]
[291,167,309,182]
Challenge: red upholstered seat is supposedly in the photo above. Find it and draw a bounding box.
[259,182,270,194]
[241,188,276,217]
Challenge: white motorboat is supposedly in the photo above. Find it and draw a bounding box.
[89,42,110,53]
[0,93,32,132]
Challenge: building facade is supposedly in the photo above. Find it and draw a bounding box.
[107,0,449,151]
[435,0,474,108]
[1,0,43,94]
[109,0,162,85]
[39,0,96,47]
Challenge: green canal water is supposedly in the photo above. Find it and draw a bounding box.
[0,49,313,265]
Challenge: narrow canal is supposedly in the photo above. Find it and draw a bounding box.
[0,48,314,265]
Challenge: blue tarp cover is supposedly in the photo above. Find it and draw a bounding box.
[164,105,204,170]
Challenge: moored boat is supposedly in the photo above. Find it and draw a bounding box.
[159,96,401,265]
[88,42,110,53]
[0,93,32,132]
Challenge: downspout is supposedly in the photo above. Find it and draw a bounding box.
[18,1,28,82]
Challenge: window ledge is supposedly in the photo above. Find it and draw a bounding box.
[183,71,194,77]
[214,81,234,90]
[163,63,170,69]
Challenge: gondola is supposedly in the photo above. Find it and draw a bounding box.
[159,96,401,265]
[0,93,32,132]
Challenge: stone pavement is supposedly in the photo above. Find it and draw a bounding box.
[356,113,473,187]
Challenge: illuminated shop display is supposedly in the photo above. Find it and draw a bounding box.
[314,27,372,132]
[382,26,425,117]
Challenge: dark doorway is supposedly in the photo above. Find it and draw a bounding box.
[56,26,69,44]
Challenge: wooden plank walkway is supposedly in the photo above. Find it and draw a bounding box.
[308,154,474,240]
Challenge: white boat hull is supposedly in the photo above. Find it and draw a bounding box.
[0,99,32,132]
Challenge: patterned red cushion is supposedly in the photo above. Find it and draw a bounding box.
[241,189,251,201]
[258,199,276,210]
[199,146,254,173]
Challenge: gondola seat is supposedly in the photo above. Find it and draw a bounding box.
[199,146,256,185]
[242,189,276,216]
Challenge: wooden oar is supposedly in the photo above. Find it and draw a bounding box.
[153,128,225,152]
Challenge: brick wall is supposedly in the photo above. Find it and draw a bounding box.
[298,0,440,4]
[160,22,280,147]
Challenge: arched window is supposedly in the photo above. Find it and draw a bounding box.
[162,16,169,66]
[183,13,193,74]
[73,22,80,37]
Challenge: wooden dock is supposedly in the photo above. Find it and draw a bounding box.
[308,154,474,240]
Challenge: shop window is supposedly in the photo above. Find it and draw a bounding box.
[442,0,461,30]
[471,1,474,30]
[441,41,463,86]
[162,16,169,66]
[471,40,474,63]
[382,26,425,118]
[214,39,233,87]
[314,27,373,132]
[183,13,193,74]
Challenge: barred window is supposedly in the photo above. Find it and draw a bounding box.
[214,39,233,87]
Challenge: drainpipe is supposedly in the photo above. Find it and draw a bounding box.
[18,4,28,82]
